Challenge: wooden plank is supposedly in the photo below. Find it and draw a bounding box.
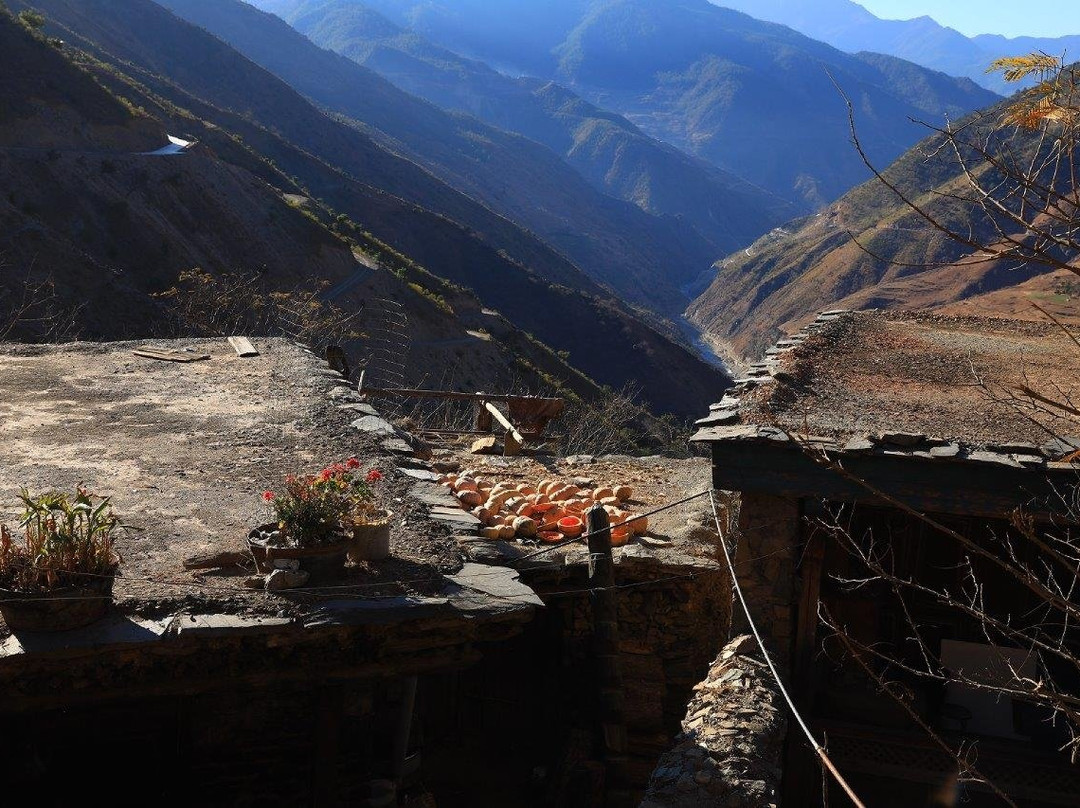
[132,347,210,363]
[360,386,560,407]
[227,336,259,357]
[484,401,524,456]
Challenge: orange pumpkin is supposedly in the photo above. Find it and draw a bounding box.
[557,516,584,538]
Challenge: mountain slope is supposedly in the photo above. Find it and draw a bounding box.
[713,0,1080,95]
[9,0,731,416]
[267,0,797,257]
[154,0,726,316]
[325,0,998,208]
[686,92,1061,360]
[0,10,615,404]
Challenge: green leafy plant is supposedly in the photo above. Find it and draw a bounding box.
[0,486,121,592]
[262,460,383,547]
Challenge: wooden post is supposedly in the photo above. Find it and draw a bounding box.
[586,505,630,807]
[392,675,418,783]
[475,397,493,432]
[783,519,827,808]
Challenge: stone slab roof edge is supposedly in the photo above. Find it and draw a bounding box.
[690,308,1080,471]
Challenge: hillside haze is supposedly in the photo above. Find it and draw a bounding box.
[305,0,998,208]
[258,0,797,262]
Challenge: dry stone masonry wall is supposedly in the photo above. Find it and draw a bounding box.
[640,635,786,808]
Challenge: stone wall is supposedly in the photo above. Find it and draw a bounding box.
[639,635,787,808]
[732,493,800,667]
[522,556,731,797]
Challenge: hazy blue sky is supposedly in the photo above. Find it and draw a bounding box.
[857,1,1080,38]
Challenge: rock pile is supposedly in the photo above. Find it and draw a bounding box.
[639,635,786,808]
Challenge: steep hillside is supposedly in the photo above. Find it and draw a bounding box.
[323,0,998,208]
[686,93,1063,361]
[11,0,732,416]
[0,11,610,403]
[714,0,1080,96]
[154,0,723,315]
[0,12,163,152]
[14,0,598,298]
[266,0,796,255]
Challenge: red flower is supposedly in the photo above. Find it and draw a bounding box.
[262,491,275,502]
[366,469,383,483]
[345,457,361,470]
[319,468,333,482]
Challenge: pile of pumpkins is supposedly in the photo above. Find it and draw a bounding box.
[438,471,649,546]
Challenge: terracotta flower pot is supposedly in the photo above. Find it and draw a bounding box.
[0,564,118,633]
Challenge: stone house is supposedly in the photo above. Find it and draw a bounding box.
[0,339,726,807]
[691,310,1080,807]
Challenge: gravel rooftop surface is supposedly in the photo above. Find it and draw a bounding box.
[0,338,461,632]
[741,310,1080,446]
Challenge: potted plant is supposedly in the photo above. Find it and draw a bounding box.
[347,468,392,562]
[0,486,123,632]
[251,459,386,582]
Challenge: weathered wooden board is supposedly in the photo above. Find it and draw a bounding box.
[133,347,210,363]
[227,336,259,357]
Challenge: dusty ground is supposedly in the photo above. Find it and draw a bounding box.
[0,338,460,631]
[742,310,1080,446]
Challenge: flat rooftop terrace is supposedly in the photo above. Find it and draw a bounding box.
[730,310,1080,449]
[0,338,461,626]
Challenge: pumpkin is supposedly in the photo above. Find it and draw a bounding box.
[512,516,538,538]
[557,516,584,539]
[458,490,483,507]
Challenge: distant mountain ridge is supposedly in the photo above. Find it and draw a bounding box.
[265,0,797,258]
[713,0,1080,95]
[303,0,999,208]
[154,0,763,316]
